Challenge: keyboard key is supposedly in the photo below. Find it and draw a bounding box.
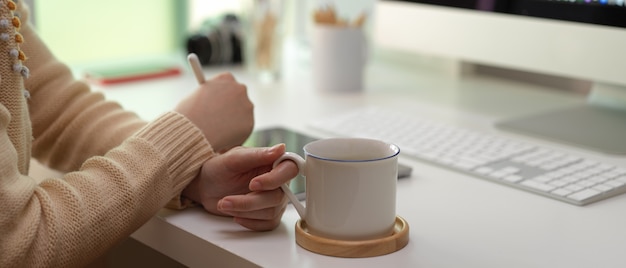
[475,167,493,174]
[614,168,626,175]
[489,171,509,179]
[564,184,585,192]
[558,176,576,183]
[552,188,573,197]
[568,189,601,201]
[605,180,625,188]
[592,184,613,192]
[597,164,615,171]
[549,180,569,187]
[501,166,521,174]
[503,175,523,183]
[588,175,609,184]
[576,180,596,188]
[540,163,561,170]
[604,171,622,179]
[452,160,479,170]
[547,170,568,179]
[531,176,552,183]
[521,180,556,192]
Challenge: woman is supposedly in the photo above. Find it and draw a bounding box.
[0,1,296,267]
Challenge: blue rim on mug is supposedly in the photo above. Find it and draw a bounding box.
[303,138,400,162]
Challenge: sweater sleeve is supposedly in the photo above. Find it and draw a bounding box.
[18,0,203,210]
[0,111,214,267]
[20,2,148,172]
[0,2,216,267]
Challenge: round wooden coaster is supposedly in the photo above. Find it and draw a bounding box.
[295,216,410,258]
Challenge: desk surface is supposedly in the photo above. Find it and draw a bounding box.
[95,45,626,268]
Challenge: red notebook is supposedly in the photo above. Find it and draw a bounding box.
[84,63,182,85]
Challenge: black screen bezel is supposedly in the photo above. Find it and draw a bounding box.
[391,0,626,28]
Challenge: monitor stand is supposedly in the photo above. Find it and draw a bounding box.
[496,82,626,155]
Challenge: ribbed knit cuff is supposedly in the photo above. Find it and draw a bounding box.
[134,112,214,207]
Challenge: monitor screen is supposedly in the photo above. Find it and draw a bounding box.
[395,0,626,28]
[375,1,626,154]
[375,0,626,87]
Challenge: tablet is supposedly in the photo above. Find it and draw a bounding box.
[244,126,413,200]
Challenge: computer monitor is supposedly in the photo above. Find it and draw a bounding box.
[374,0,626,155]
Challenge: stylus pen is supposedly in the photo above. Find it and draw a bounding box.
[187,53,206,84]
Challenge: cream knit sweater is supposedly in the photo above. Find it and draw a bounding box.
[0,1,215,267]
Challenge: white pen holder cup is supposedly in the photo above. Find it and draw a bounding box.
[311,25,368,92]
[274,138,399,241]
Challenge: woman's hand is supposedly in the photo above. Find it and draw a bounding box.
[175,72,254,153]
[182,144,299,231]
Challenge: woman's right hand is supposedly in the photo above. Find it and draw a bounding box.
[174,72,254,153]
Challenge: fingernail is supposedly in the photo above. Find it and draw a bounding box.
[269,143,285,152]
[219,200,233,210]
[249,180,262,191]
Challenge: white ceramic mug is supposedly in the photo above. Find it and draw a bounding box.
[274,138,399,241]
[311,25,368,92]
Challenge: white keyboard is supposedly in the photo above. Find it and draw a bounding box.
[310,107,626,206]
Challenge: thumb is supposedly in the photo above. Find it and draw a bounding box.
[223,143,286,172]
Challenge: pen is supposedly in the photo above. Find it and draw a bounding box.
[187,53,206,84]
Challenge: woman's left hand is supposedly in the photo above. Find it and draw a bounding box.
[182,144,299,231]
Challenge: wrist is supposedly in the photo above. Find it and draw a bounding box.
[181,168,225,216]
[181,168,203,204]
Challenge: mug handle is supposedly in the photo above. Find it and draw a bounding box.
[273,152,306,219]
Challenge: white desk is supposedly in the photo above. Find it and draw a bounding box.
[94,46,626,268]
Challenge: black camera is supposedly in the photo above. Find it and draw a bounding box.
[186,14,243,66]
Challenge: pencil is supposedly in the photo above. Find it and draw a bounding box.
[187,53,206,84]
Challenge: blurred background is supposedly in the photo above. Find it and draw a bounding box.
[32,1,232,64]
[29,0,306,67]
